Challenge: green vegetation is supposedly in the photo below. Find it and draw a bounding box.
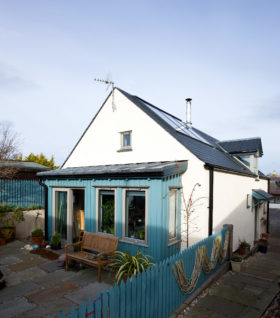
[111,250,154,284]
[0,204,43,213]
[240,240,250,249]
[15,153,59,169]
[0,208,24,228]
[31,228,44,237]
[50,232,61,245]
[230,254,242,262]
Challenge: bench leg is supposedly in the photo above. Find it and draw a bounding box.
[65,256,68,271]
[98,264,102,283]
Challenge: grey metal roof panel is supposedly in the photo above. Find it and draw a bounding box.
[37,161,188,178]
[0,161,51,172]
[218,138,263,156]
[117,88,258,177]
[253,189,274,200]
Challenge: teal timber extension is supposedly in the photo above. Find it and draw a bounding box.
[39,161,187,261]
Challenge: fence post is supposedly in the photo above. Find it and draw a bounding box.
[223,224,233,259]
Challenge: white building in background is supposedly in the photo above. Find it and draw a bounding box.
[39,88,271,257]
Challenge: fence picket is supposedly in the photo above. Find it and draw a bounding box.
[101,290,109,318]
[78,303,86,318]
[59,313,66,318]
[86,298,94,318]
[52,227,229,318]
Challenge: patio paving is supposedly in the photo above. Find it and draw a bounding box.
[0,241,115,318]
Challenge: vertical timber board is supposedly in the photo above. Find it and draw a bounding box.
[136,273,142,318]
[125,278,132,318]
[95,294,102,317]
[109,284,120,318]
[140,270,147,318]
[102,291,109,318]
[158,262,163,318]
[130,275,137,317]
[119,280,126,318]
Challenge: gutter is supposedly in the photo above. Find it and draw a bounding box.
[39,179,48,241]
[267,178,270,233]
[208,167,214,236]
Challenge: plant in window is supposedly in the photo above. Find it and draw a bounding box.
[111,250,154,284]
[101,199,114,234]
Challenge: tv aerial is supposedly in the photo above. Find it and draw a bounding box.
[94,77,116,111]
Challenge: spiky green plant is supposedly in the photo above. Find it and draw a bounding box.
[112,250,154,284]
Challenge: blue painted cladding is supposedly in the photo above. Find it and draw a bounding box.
[0,179,44,208]
[44,174,182,260]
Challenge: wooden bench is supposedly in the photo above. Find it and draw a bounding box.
[65,232,119,282]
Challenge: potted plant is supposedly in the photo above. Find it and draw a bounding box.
[111,250,154,284]
[31,228,44,245]
[258,238,268,253]
[50,232,61,250]
[238,240,250,255]
[0,206,24,242]
[230,254,243,272]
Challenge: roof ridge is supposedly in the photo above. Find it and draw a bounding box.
[218,137,261,143]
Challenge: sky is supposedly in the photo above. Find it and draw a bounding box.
[0,0,279,174]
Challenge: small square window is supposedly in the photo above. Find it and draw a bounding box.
[118,131,132,152]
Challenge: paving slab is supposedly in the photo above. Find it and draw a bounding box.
[0,280,41,302]
[0,255,21,265]
[181,306,226,318]
[4,266,47,287]
[31,269,77,288]
[7,254,48,271]
[65,281,111,304]
[16,297,76,318]
[39,260,62,273]
[0,297,35,318]
[27,281,79,304]
[198,295,247,318]
[209,284,257,306]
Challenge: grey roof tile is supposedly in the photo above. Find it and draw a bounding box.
[38,161,188,178]
[218,138,263,156]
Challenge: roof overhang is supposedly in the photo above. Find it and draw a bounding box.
[37,161,188,180]
[252,189,274,202]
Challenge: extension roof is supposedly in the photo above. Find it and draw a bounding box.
[37,161,188,179]
[218,138,263,156]
[117,88,264,177]
[0,161,50,172]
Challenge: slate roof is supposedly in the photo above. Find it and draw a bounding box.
[269,176,280,196]
[38,161,188,178]
[218,138,263,156]
[118,88,264,177]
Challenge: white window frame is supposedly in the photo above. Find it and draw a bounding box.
[122,188,148,246]
[52,187,73,244]
[168,187,179,245]
[118,130,132,151]
[96,188,117,236]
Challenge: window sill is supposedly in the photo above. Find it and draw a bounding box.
[168,239,180,247]
[117,147,133,152]
[120,237,148,247]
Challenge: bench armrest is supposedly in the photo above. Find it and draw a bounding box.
[65,241,82,254]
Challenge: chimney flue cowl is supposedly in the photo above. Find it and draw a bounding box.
[186,98,192,125]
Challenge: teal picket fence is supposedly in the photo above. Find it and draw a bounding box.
[53,227,229,318]
[0,179,44,208]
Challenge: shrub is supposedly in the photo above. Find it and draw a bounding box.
[0,209,24,228]
[111,250,154,284]
[50,232,61,245]
[240,240,250,248]
[231,254,242,262]
[31,228,44,237]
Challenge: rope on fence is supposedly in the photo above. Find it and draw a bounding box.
[173,230,229,294]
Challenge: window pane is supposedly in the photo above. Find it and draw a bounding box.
[98,190,115,234]
[55,191,67,240]
[123,133,131,147]
[125,190,145,240]
[169,190,177,240]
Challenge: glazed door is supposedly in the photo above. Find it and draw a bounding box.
[53,189,73,243]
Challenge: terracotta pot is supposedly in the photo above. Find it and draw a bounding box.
[32,236,44,245]
[0,237,6,245]
[261,233,269,239]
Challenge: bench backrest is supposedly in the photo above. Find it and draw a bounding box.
[82,232,119,253]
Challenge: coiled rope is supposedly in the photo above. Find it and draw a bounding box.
[173,231,229,294]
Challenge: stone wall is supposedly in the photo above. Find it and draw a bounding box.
[16,209,45,239]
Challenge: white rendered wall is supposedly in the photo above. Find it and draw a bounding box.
[213,172,268,250]
[63,89,191,167]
